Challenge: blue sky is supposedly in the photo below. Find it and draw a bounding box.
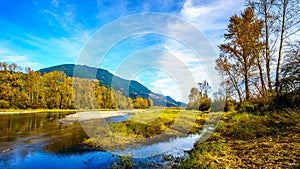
[0,0,244,102]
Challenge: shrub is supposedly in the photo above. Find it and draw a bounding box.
[0,100,10,109]
[273,91,300,109]
[198,98,211,111]
[224,100,235,112]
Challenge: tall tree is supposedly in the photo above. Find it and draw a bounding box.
[215,58,243,102]
[198,80,211,97]
[275,0,288,91]
[278,41,300,93]
[218,8,264,101]
[187,81,212,111]
[247,0,276,90]
[247,0,300,92]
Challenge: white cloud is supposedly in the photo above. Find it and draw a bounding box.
[157,45,210,103]
[180,0,244,31]
[40,1,80,35]
[145,0,244,101]
[149,76,182,101]
[0,47,40,70]
[180,0,244,52]
[1,29,91,70]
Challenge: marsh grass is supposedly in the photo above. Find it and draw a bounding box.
[110,109,207,138]
[83,109,208,152]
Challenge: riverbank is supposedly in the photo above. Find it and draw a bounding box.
[177,109,300,168]
[0,109,77,114]
[82,109,207,153]
[59,109,148,123]
[0,109,142,115]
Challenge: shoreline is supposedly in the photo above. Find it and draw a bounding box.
[0,109,77,115]
[59,110,148,123]
[0,109,146,115]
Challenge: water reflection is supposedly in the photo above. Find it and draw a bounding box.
[0,112,139,169]
[0,112,89,157]
[0,112,204,168]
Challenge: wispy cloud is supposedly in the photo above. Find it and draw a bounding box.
[180,0,244,51]
[42,3,78,34]
[180,0,244,31]
[0,46,40,70]
[143,0,244,101]
[1,31,90,70]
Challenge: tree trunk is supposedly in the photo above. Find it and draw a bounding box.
[275,0,287,92]
[229,73,243,102]
[245,72,250,101]
[263,0,272,90]
[257,54,266,96]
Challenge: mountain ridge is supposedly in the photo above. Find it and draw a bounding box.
[38,64,186,107]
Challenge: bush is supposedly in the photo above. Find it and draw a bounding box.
[198,98,211,111]
[273,91,300,109]
[236,99,270,114]
[0,100,10,109]
[224,100,235,112]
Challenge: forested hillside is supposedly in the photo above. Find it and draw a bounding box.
[0,63,152,109]
[39,64,185,107]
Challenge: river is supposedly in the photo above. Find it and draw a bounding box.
[0,111,204,168]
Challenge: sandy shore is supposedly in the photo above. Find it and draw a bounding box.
[58,110,147,123]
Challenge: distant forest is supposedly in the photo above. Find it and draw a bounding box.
[0,63,152,109]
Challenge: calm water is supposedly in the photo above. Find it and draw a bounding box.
[0,112,202,168]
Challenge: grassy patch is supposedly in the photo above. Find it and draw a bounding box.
[178,109,300,168]
[82,138,104,150]
[110,109,206,138]
[83,109,208,151]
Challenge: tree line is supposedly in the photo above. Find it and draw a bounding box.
[188,0,299,111]
[0,63,152,109]
[187,80,212,111]
[216,1,299,103]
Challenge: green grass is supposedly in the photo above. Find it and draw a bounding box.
[83,109,208,151]
[110,109,179,138]
[109,109,207,138]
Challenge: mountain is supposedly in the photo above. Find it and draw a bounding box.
[38,64,186,107]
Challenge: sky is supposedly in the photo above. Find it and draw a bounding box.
[0,0,245,102]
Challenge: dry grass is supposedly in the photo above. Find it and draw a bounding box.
[177,109,300,168]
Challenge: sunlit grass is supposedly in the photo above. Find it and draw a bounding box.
[110,109,207,138]
[177,109,300,168]
[84,109,208,151]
